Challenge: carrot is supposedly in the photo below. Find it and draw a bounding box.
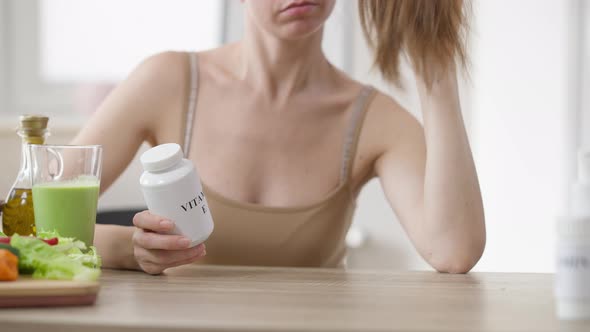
[0,249,19,281]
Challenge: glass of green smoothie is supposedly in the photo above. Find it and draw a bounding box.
[29,145,102,246]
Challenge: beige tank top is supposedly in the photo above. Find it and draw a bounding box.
[183,53,376,267]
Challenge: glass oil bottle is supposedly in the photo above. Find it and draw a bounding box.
[1,115,49,236]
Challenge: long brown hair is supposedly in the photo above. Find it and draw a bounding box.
[358,0,470,88]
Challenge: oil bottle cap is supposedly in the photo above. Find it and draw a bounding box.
[18,115,49,137]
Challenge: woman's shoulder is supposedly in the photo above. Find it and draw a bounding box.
[131,51,190,94]
[101,51,193,145]
[356,86,423,168]
[105,51,191,120]
[364,87,421,131]
[364,87,404,114]
[95,51,190,121]
[132,47,233,92]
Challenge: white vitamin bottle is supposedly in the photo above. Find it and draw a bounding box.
[556,149,590,320]
[139,143,214,247]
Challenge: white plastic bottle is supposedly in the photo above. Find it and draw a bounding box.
[556,149,590,320]
[139,143,214,247]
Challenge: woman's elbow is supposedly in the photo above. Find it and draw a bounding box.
[430,235,486,274]
[432,255,479,274]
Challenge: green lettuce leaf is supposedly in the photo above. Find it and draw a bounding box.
[36,230,101,268]
[9,234,101,281]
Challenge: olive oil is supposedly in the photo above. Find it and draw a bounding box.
[2,188,35,236]
[0,115,48,236]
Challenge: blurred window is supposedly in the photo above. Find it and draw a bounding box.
[0,0,224,119]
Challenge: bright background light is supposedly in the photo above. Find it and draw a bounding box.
[40,0,223,82]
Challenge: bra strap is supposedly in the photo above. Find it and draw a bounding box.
[183,52,199,158]
[340,86,376,184]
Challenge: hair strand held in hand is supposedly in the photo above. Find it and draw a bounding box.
[359,0,471,88]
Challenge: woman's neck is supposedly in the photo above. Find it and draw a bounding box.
[235,18,334,101]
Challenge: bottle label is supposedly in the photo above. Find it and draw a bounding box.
[141,170,214,244]
[556,244,590,298]
[180,191,208,214]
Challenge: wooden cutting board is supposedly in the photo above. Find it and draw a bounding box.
[0,277,100,308]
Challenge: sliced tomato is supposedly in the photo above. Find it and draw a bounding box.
[0,236,58,246]
[42,237,59,245]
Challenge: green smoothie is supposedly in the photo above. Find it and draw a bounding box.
[32,178,100,246]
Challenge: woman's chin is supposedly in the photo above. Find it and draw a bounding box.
[277,21,323,40]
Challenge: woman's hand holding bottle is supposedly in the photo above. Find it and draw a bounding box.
[132,211,206,275]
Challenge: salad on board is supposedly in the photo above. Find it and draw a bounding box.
[0,230,101,282]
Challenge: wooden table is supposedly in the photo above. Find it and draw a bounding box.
[0,265,588,332]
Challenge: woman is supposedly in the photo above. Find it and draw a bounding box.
[74,0,485,274]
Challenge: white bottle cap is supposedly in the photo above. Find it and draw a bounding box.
[140,143,184,172]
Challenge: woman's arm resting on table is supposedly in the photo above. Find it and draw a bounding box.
[375,69,485,274]
[94,225,138,270]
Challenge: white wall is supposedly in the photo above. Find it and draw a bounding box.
[348,0,575,273]
[470,0,572,273]
[581,2,590,147]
